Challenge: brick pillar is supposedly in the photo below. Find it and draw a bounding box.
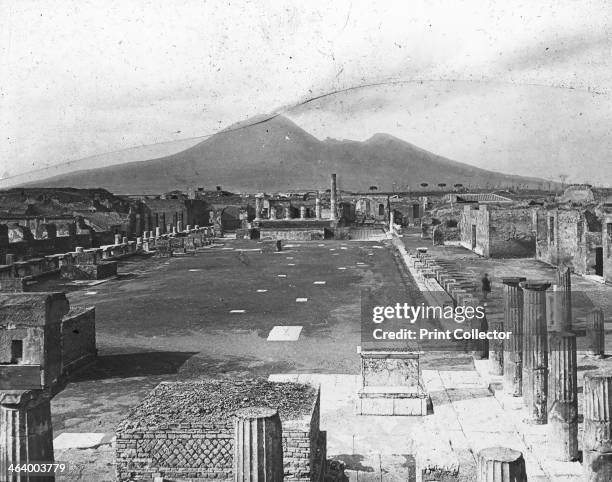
[587,308,605,357]
[547,331,578,461]
[233,407,283,482]
[315,198,321,219]
[553,266,572,331]
[0,390,55,482]
[477,447,527,482]
[583,369,612,481]
[520,281,550,424]
[330,173,337,221]
[500,278,525,395]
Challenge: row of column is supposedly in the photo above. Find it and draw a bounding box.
[494,268,609,480]
[254,198,322,221]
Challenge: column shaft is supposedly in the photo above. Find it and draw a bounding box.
[502,278,525,397]
[583,369,612,481]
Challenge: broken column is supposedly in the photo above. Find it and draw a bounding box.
[553,266,572,331]
[315,198,321,219]
[284,206,291,220]
[299,206,306,219]
[233,407,283,482]
[477,447,527,482]
[502,277,526,396]
[583,369,612,481]
[587,307,605,357]
[547,331,578,461]
[0,390,55,482]
[330,173,337,221]
[520,280,550,424]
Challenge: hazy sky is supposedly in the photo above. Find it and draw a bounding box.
[2,1,612,184]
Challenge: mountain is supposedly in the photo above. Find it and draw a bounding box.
[20,114,550,193]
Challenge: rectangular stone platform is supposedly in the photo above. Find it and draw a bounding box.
[358,385,429,415]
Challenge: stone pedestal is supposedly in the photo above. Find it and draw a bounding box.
[477,447,527,482]
[357,348,428,416]
[583,369,612,481]
[233,407,283,482]
[520,281,550,424]
[502,277,526,396]
[0,390,55,482]
[547,331,578,461]
[587,308,605,357]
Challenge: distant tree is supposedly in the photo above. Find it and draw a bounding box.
[369,185,378,191]
[216,186,222,191]
[437,183,447,190]
[420,183,429,188]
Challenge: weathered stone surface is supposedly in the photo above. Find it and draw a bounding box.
[477,446,527,482]
[234,407,283,482]
[587,308,605,357]
[502,277,525,397]
[584,369,612,481]
[520,281,549,424]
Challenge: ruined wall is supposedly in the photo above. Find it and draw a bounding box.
[60,306,97,377]
[488,208,535,257]
[259,228,325,241]
[604,216,612,283]
[459,205,489,256]
[115,383,323,481]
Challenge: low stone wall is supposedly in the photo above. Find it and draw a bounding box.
[61,306,97,377]
[115,380,324,481]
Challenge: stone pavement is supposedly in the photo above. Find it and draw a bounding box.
[271,364,587,481]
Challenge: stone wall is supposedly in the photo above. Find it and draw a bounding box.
[115,380,324,481]
[488,207,535,257]
[459,205,489,256]
[60,306,97,377]
[603,215,612,283]
[259,228,325,241]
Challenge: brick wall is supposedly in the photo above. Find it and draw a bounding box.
[115,384,324,481]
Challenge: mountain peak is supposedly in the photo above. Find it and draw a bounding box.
[365,133,403,144]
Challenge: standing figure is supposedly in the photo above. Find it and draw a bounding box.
[481,273,491,300]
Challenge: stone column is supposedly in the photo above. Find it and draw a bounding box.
[315,198,321,219]
[477,447,527,482]
[389,210,395,233]
[255,197,263,221]
[330,173,337,221]
[502,277,526,396]
[122,236,128,245]
[284,206,291,220]
[488,316,504,376]
[520,280,550,424]
[269,207,277,220]
[0,391,55,482]
[547,331,578,461]
[469,299,488,360]
[155,227,161,238]
[135,214,142,237]
[299,206,306,219]
[177,220,183,233]
[583,369,612,481]
[553,266,572,331]
[233,407,283,482]
[587,308,605,357]
[114,234,121,245]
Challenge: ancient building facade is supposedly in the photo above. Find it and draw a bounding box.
[535,207,603,276]
[459,205,536,257]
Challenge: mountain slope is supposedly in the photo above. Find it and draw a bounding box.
[24,115,548,193]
